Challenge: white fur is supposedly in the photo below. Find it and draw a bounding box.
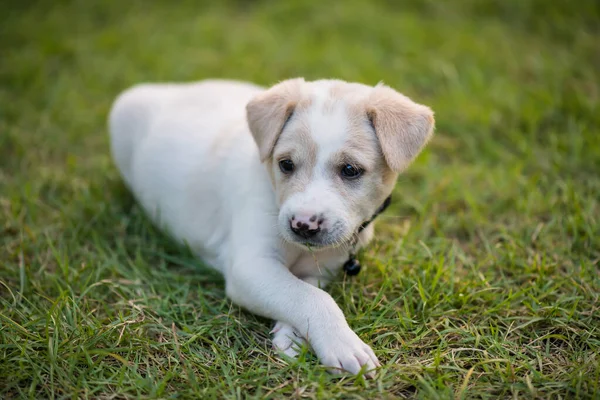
[109,79,391,376]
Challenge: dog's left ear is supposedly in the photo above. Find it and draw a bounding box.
[247,78,304,162]
[367,84,435,172]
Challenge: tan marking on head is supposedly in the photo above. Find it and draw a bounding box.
[296,96,313,111]
[262,95,314,190]
[323,81,357,114]
[270,108,318,205]
[246,78,305,162]
[344,101,400,204]
[322,98,337,114]
[328,80,364,97]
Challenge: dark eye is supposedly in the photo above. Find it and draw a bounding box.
[340,164,363,179]
[279,159,295,174]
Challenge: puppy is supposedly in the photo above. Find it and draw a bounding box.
[108,78,434,377]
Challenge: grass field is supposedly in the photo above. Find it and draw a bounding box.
[1,0,599,398]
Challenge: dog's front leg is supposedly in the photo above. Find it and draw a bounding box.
[270,276,329,358]
[225,257,379,377]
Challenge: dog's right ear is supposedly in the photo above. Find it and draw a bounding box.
[246,78,304,162]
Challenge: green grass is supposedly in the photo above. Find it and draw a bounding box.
[1,0,599,398]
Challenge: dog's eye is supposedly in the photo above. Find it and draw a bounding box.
[279,159,295,174]
[340,164,363,179]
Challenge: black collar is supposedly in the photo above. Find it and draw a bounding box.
[343,195,392,276]
[357,195,392,234]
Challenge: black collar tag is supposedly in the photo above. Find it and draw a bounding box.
[343,195,392,276]
[343,255,361,276]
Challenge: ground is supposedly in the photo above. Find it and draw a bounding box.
[1,0,599,398]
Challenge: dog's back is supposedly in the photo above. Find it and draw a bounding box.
[108,80,262,188]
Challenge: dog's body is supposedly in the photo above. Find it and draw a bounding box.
[109,79,433,376]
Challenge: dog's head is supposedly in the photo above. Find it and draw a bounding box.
[247,78,434,249]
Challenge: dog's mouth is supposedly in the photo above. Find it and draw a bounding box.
[291,239,337,251]
[281,234,327,249]
[282,228,353,250]
[299,240,329,250]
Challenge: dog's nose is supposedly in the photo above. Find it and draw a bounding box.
[290,214,322,239]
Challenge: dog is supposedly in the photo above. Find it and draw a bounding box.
[108,78,434,377]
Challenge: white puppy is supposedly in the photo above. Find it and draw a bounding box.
[109,78,434,377]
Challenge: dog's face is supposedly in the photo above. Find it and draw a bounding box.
[247,79,434,249]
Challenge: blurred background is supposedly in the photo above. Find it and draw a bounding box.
[1,0,599,398]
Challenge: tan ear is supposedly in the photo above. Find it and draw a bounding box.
[246,78,304,162]
[367,84,434,172]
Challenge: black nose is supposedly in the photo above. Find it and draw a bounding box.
[290,222,320,239]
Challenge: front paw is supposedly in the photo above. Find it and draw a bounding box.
[312,327,380,378]
[271,321,307,358]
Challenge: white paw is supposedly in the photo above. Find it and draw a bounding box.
[271,321,307,358]
[312,326,380,378]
